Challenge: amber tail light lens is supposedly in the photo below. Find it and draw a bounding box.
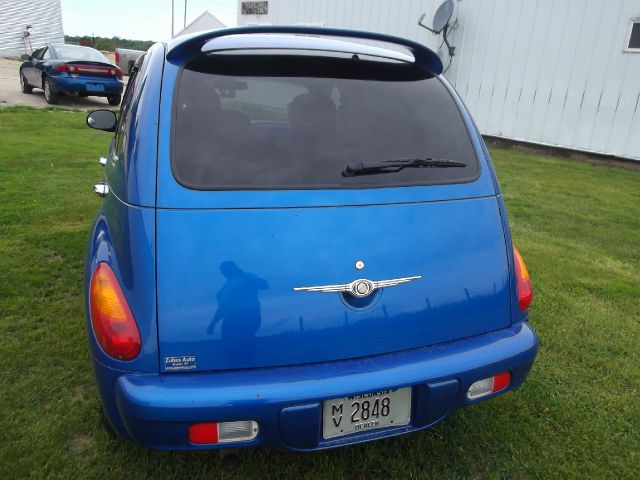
[89,263,141,360]
[513,246,533,311]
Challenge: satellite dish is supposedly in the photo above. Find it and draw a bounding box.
[418,0,457,66]
[418,0,454,35]
[432,0,454,34]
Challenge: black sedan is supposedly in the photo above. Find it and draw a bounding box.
[19,43,124,106]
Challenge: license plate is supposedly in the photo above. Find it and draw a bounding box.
[86,84,105,92]
[322,387,411,439]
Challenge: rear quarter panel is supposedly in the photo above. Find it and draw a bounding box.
[84,197,158,372]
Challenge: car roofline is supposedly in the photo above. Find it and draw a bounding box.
[166,26,443,75]
[50,43,99,51]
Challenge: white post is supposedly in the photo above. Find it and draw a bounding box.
[171,0,175,38]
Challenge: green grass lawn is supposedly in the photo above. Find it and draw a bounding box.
[1,107,638,479]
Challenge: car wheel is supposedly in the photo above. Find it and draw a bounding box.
[43,77,59,104]
[20,71,33,94]
[107,94,121,106]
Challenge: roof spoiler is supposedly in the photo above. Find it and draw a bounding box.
[165,26,443,75]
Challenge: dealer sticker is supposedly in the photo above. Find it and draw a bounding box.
[164,355,196,371]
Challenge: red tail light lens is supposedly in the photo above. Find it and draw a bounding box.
[54,63,67,73]
[492,371,511,392]
[89,263,141,360]
[115,51,120,64]
[188,423,218,444]
[115,68,123,79]
[513,246,533,311]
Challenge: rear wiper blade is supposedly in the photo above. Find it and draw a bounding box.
[342,158,467,177]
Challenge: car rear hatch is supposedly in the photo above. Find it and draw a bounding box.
[155,45,511,373]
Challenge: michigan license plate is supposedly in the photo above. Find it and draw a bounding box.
[322,387,411,439]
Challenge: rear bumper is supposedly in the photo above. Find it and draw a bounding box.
[95,322,537,451]
[49,75,123,95]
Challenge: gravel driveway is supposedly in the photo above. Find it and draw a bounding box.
[0,57,127,110]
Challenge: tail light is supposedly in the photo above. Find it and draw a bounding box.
[115,51,120,64]
[513,246,533,311]
[89,263,141,360]
[113,68,122,79]
[54,64,77,73]
[467,372,511,400]
[188,421,259,444]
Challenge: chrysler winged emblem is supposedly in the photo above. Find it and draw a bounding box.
[293,276,421,298]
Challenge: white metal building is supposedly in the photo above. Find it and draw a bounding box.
[237,0,640,161]
[0,0,64,57]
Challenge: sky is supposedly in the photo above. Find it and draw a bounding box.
[61,0,237,42]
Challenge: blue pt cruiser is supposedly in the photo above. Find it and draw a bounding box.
[85,27,537,451]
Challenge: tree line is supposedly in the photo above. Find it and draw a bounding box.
[64,35,155,52]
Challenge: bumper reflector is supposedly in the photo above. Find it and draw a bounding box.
[188,421,258,444]
[466,371,511,400]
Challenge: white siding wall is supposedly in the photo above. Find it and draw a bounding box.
[237,0,640,160]
[0,0,64,58]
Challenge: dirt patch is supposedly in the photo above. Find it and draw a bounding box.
[69,432,96,456]
[70,385,89,404]
[44,248,64,262]
[0,57,127,110]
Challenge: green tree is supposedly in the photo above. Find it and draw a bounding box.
[64,35,155,52]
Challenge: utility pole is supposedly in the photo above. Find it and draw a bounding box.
[171,0,175,38]
[184,0,187,28]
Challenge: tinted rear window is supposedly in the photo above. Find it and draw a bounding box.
[172,53,479,189]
